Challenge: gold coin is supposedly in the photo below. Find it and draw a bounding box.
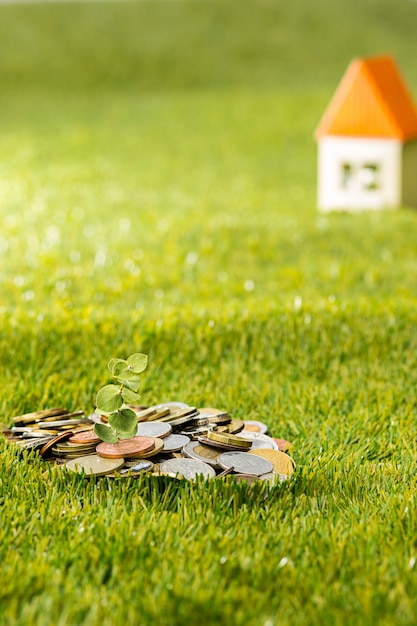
[198,407,229,417]
[248,449,295,475]
[146,407,171,421]
[207,430,251,449]
[55,441,97,450]
[65,454,124,476]
[226,419,245,434]
[193,444,221,461]
[12,407,69,425]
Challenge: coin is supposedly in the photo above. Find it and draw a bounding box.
[162,434,190,453]
[231,474,260,485]
[165,407,199,421]
[182,441,222,467]
[55,439,97,449]
[189,417,210,428]
[225,419,245,434]
[128,406,160,422]
[198,435,250,451]
[88,412,104,424]
[52,448,96,459]
[136,422,172,439]
[206,431,251,449]
[153,401,190,410]
[238,432,279,450]
[198,407,229,418]
[201,411,231,425]
[167,415,197,428]
[39,410,85,422]
[264,473,289,483]
[273,438,293,452]
[12,407,69,425]
[146,407,171,422]
[17,437,54,451]
[132,437,164,458]
[159,458,216,480]
[68,430,101,444]
[119,460,154,475]
[96,436,155,459]
[66,454,124,476]
[37,418,92,428]
[12,428,58,438]
[248,449,295,475]
[218,451,273,475]
[181,425,213,436]
[39,431,74,458]
[243,420,268,434]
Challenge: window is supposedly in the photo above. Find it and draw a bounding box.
[341,163,353,189]
[359,163,379,191]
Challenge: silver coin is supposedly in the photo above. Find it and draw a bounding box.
[257,472,288,483]
[37,418,92,428]
[159,458,216,480]
[119,460,153,474]
[218,452,273,476]
[238,432,278,450]
[136,422,172,439]
[189,416,209,427]
[88,412,103,424]
[162,434,190,452]
[11,428,54,439]
[181,425,213,436]
[243,420,268,434]
[168,415,197,427]
[17,437,53,450]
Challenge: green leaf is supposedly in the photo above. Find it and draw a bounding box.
[127,353,148,374]
[115,376,141,392]
[107,358,126,375]
[108,408,138,435]
[96,384,123,414]
[121,386,141,404]
[117,429,137,440]
[94,423,118,443]
[112,360,129,378]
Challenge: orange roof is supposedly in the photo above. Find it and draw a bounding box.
[315,55,417,140]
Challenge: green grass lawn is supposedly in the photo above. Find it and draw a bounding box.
[2,0,417,624]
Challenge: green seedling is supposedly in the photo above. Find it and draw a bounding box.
[93,353,148,443]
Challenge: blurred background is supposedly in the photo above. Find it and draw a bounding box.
[1,0,417,316]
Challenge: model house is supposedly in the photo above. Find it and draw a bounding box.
[315,55,417,211]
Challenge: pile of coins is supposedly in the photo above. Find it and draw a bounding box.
[1,403,295,483]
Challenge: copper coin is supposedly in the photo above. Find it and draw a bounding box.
[243,420,268,434]
[68,430,101,444]
[273,438,293,451]
[232,473,260,485]
[39,431,74,458]
[96,436,155,459]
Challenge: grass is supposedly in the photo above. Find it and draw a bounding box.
[1,0,417,624]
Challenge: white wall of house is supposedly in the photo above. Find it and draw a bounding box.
[317,136,402,211]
